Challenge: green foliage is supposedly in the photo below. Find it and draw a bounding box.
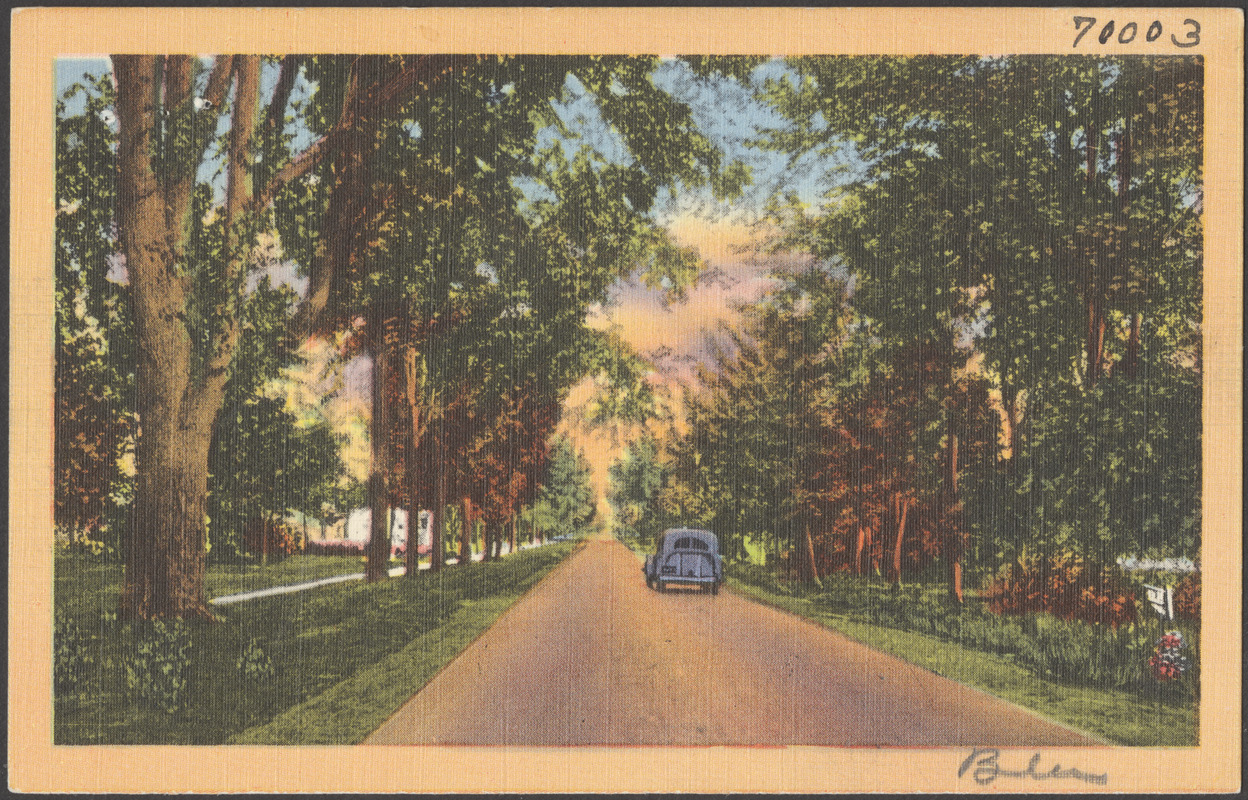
[56,543,577,744]
[54,76,135,549]
[54,613,95,694]
[236,639,275,684]
[657,268,857,565]
[122,620,194,715]
[692,54,1207,587]
[1009,371,1201,563]
[1012,613,1151,691]
[730,563,1198,702]
[607,433,666,543]
[527,435,597,537]
[207,278,345,562]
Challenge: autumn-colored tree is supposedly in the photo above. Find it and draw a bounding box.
[762,55,1202,596]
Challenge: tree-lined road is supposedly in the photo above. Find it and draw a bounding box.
[365,537,1096,746]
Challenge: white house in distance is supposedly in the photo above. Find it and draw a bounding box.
[344,508,431,549]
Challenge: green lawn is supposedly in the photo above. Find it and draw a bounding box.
[726,576,1198,747]
[53,552,367,618]
[204,554,371,598]
[54,542,578,744]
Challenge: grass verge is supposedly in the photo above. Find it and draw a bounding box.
[54,542,577,744]
[726,576,1197,747]
[54,552,368,615]
[232,592,523,744]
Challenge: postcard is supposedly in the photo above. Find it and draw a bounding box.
[9,6,1242,794]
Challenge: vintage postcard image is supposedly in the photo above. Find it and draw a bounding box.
[9,6,1242,794]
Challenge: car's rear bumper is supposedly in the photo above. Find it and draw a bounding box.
[658,574,719,584]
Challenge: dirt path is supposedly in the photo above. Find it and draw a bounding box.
[365,538,1096,746]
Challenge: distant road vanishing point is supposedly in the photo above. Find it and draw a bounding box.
[365,538,1097,746]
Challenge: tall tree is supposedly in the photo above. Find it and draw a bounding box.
[528,435,597,537]
[608,433,665,542]
[110,54,431,617]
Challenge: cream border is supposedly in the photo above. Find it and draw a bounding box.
[9,7,1242,794]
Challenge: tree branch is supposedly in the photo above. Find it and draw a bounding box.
[290,55,460,336]
[165,55,235,264]
[263,55,300,142]
[254,54,460,214]
[163,56,195,116]
[198,56,261,403]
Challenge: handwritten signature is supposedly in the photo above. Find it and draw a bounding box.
[958,748,1107,786]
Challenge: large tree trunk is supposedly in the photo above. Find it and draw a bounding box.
[944,427,966,604]
[402,343,426,578]
[115,55,256,621]
[508,517,517,554]
[481,520,493,562]
[122,396,217,620]
[459,498,474,565]
[797,521,822,587]
[365,322,395,582]
[114,55,455,619]
[430,429,446,573]
[890,492,911,586]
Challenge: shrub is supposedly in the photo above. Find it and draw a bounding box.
[1172,574,1200,621]
[733,563,1190,697]
[1015,613,1151,689]
[63,534,117,560]
[1148,630,1190,682]
[237,639,275,683]
[242,518,300,561]
[123,619,193,714]
[982,551,1138,627]
[54,613,94,694]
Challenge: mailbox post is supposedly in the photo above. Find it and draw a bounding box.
[1142,583,1174,621]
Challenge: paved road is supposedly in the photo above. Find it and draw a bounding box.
[365,537,1096,746]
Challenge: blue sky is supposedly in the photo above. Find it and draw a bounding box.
[58,57,319,201]
[57,56,856,220]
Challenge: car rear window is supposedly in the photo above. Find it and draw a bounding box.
[672,537,709,551]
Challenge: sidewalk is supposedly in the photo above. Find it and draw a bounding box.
[209,540,549,606]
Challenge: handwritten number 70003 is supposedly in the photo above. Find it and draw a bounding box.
[1073,17,1200,48]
